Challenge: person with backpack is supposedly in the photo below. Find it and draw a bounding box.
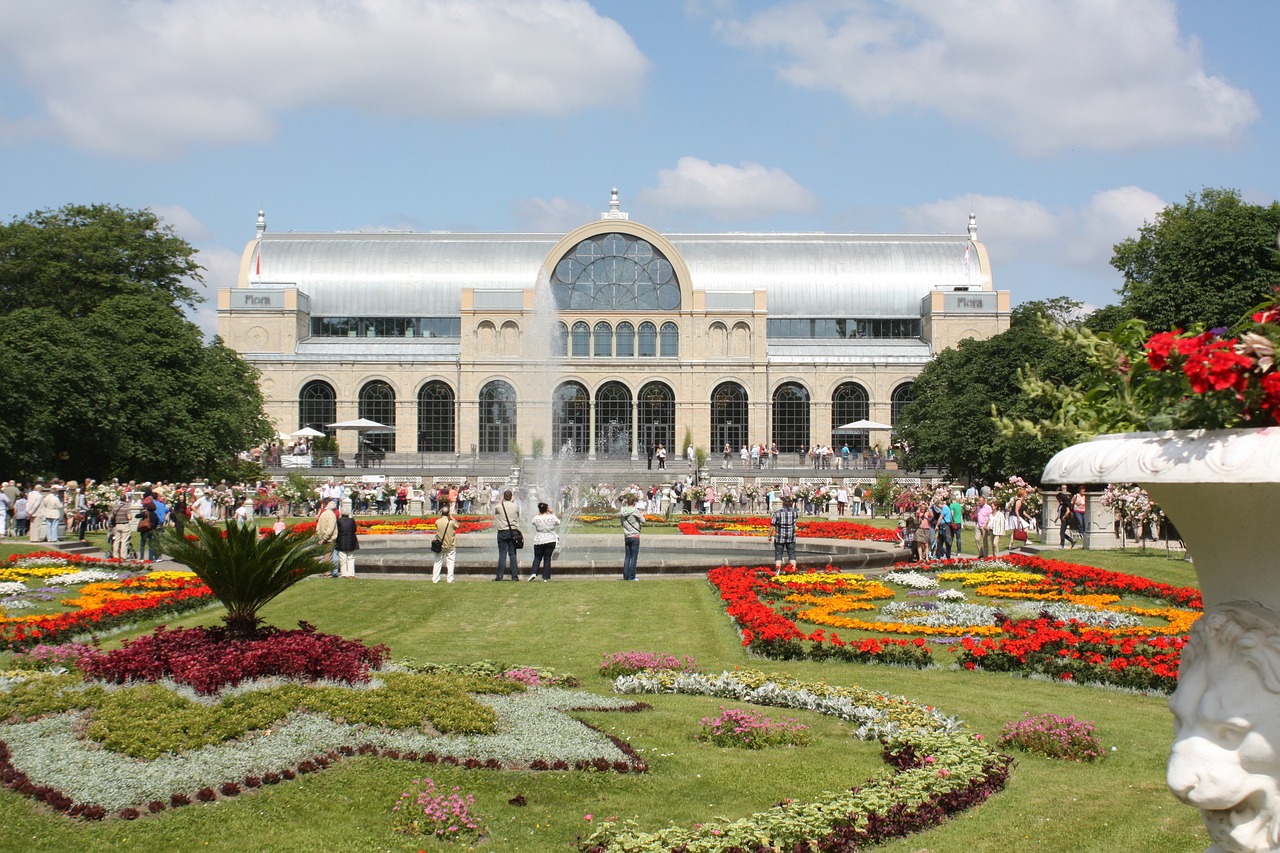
[136,495,160,561]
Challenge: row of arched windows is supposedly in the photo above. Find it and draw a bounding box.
[556,320,679,358]
[297,379,913,456]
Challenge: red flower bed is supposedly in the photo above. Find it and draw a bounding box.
[1,576,213,650]
[706,565,932,667]
[77,622,390,694]
[1004,553,1202,609]
[680,517,898,542]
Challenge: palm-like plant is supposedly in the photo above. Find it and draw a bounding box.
[161,519,331,639]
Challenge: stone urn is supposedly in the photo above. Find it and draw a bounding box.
[1043,427,1280,853]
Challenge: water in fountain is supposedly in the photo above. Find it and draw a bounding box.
[522,267,594,553]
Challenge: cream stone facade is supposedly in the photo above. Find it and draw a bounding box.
[217,194,1010,465]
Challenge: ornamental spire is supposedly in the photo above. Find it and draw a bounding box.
[601,187,629,221]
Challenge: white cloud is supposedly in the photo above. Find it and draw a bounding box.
[187,245,243,340]
[149,204,211,242]
[636,156,818,220]
[511,196,597,231]
[900,187,1167,274]
[0,0,649,158]
[717,0,1258,153]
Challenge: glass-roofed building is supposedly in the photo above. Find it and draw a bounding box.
[217,190,1010,462]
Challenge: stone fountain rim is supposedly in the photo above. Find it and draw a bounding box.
[1042,426,1280,485]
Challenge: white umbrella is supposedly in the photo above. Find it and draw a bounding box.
[292,426,326,438]
[327,418,395,431]
[833,419,894,431]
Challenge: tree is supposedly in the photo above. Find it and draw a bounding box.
[0,205,271,480]
[0,203,203,318]
[161,520,332,638]
[1111,187,1280,331]
[893,301,1087,484]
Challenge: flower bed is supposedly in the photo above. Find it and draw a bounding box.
[1,567,214,650]
[589,668,1011,852]
[286,516,492,537]
[679,516,898,542]
[708,555,1200,691]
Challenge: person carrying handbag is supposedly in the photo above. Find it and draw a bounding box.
[493,489,521,581]
[432,505,458,583]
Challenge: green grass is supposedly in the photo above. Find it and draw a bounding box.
[0,545,1211,852]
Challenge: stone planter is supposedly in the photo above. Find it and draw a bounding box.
[1043,427,1280,853]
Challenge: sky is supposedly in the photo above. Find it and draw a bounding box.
[1,0,1277,337]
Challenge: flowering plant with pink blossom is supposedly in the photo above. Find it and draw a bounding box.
[695,705,811,749]
[390,778,486,842]
[997,712,1104,762]
[599,650,697,680]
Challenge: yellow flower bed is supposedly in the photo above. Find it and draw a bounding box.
[0,566,79,583]
[937,571,1043,586]
[775,572,864,585]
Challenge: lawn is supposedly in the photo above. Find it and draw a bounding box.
[0,541,1210,852]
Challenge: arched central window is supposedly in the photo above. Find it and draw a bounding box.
[638,382,674,456]
[551,232,681,311]
[479,380,516,454]
[358,381,395,453]
[595,381,632,457]
[772,382,810,455]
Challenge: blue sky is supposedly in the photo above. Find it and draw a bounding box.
[1,0,1277,336]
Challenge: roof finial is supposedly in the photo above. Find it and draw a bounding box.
[601,187,629,221]
[967,211,977,241]
[256,209,266,238]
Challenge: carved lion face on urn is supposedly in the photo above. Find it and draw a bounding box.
[1168,601,1280,853]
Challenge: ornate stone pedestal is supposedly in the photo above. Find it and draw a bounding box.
[1044,428,1280,853]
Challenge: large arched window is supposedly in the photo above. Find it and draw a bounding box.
[638,321,657,357]
[593,321,613,357]
[358,381,396,452]
[595,381,632,457]
[417,381,455,453]
[832,382,870,451]
[638,381,674,457]
[298,380,336,437]
[554,322,568,357]
[615,322,635,357]
[570,321,590,357]
[479,380,516,454]
[553,381,590,455]
[710,382,747,452]
[551,232,681,311]
[772,382,810,456]
[659,321,679,358]
[891,382,914,426]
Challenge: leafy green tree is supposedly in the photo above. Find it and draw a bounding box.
[0,204,271,480]
[162,520,332,638]
[0,203,203,318]
[1111,187,1280,331]
[894,301,1087,484]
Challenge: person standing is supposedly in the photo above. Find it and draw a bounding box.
[335,508,359,577]
[976,496,994,558]
[619,492,644,580]
[1055,484,1075,547]
[656,444,667,470]
[27,484,46,543]
[769,496,798,574]
[432,505,458,583]
[646,443,654,470]
[315,499,339,575]
[722,442,732,469]
[948,494,965,555]
[136,496,160,561]
[493,489,521,580]
[1071,486,1087,545]
[42,485,65,543]
[528,502,560,581]
[835,486,848,517]
[109,495,133,559]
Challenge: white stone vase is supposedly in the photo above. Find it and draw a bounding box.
[1043,427,1280,853]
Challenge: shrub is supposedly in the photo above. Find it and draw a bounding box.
[390,778,486,843]
[695,706,810,750]
[997,712,1104,762]
[598,650,697,680]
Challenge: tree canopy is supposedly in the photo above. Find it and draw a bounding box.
[0,204,271,481]
[1109,187,1280,331]
[893,299,1088,485]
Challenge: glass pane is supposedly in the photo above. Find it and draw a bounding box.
[616,322,635,357]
